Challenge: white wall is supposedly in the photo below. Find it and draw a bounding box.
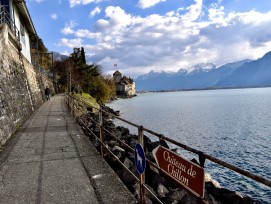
[13,2,32,62]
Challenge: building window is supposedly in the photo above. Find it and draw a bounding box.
[0,0,10,14]
[20,22,25,45]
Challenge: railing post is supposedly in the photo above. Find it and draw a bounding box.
[138,126,145,204]
[69,94,72,113]
[68,94,71,110]
[68,94,70,110]
[71,96,74,116]
[99,109,104,158]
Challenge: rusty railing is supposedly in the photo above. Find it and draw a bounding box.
[65,93,271,204]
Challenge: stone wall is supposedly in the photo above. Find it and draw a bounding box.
[0,23,54,147]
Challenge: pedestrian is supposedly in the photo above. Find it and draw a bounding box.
[45,86,51,101]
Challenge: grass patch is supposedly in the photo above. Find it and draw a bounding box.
[72,93,99,109]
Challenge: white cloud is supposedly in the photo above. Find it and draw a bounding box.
[61,20,77,35]
[180,0,203,21]
[94,6,133,33]
[69,0,102,8]
[208,6,225,24]
[90,7,101,17]
[137,0,166,9]
[50,13,58,20]
[58,38,83,48]
[74,29,101,39]
[60,2,271,77]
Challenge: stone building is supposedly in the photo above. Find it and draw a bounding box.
[113,70,136,97]
[0,0,54,147]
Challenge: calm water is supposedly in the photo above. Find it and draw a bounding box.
[108,88,271,203]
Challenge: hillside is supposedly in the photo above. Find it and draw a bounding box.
[52,51,68,62]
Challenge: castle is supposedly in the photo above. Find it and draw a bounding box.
[113,70,136,97]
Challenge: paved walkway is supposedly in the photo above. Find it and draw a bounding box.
[0,94,136,204]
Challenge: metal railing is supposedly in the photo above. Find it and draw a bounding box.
[65,93,271,203]
[0,5,20,41]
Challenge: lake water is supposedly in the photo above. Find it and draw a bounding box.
[107,87,271,203]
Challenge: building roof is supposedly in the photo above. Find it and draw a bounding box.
[117,76,134,85]
[14,0,36,36]
[113,70,122,76]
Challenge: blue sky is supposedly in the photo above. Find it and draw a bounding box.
[26,0,271,77]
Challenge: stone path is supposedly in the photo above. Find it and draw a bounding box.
[0,94,136,204]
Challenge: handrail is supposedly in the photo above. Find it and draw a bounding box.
[65,93,271,203]
[0,5,20,41]
[66,94,165,203]
[83,96,271,188]
[159,135,271,187]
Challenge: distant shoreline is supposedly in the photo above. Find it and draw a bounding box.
[136,85,271,94]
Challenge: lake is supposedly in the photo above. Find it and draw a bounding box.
[107,87,271,203]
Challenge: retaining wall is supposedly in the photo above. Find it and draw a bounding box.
[0,23,54,147]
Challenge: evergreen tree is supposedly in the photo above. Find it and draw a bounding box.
[81,47,86,64]
[53,47,116,103]
[51,60,68,90]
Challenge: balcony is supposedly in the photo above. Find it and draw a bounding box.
[0,5,20,42]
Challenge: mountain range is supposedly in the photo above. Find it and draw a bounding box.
[135,51,271,91]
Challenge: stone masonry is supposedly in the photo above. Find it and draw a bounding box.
[0,23,54,148]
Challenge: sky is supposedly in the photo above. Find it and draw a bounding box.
[26,0,271,77]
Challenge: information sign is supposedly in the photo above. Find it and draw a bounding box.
[152,145,205,197]
[135,143,146,174]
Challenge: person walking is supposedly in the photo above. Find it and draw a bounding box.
[45,86,51,101]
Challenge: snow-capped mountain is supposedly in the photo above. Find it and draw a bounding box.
[187,63,216,74]
[136,70,175,80]
[135,52,271,91]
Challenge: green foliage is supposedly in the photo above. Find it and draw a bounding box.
[69,47,100,90]
[88,76,108,104]
[72,93,99,108]
[53,47,116,103]
[81,47,86,64]
[81,93,92,99]
[102,75,116,98]
[31,37,52,70]
[81,63,101,92]
[51,60,68,88]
